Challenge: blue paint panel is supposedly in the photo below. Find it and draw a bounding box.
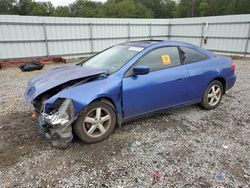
[183,58,221,101]
[25,65,108,102]
[122,65,189,118]
[44,74,122,114]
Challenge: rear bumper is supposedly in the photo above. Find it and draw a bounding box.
[226,75,236,91]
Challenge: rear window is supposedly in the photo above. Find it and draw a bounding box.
[180,47,208,64]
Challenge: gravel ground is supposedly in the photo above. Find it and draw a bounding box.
[0,60,249,187]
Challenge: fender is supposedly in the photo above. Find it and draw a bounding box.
[44,74,123,120]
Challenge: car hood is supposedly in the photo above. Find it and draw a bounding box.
[25,65,108,102]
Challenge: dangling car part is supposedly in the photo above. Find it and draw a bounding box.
[25,40,236,148]
[42,98,75,148]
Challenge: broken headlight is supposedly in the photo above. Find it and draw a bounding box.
[43,99,75,127]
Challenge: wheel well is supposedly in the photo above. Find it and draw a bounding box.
[92,97,116,110]
[92,97,121,127]
[213,77,226,94]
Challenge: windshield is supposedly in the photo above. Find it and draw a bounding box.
[81,45,142,73]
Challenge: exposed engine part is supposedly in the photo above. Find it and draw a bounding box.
[43,99,75,148]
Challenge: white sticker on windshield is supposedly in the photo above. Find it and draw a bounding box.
[128,47,144,52]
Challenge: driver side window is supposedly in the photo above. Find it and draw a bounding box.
[137,46,181,72]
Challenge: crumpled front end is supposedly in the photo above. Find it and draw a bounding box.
[25,65,122,148]
[37,98,76,148]
[25,65,111,148]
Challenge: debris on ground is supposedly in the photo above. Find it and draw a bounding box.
[153,171,161,182]
[222,145,229,149]
[215,173,225,181]
[19,60,44,72]
[0,57,67,69]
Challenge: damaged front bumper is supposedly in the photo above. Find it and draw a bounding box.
[38,98,76,148]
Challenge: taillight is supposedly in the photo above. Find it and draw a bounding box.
[231,63,236,72]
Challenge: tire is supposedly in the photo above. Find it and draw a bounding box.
[201,80,223,110]
[73,101,116,143]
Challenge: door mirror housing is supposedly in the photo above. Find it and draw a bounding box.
[133,65,150,75]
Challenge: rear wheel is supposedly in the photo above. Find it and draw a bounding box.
[73,101,116,143]
[201,80,223,110]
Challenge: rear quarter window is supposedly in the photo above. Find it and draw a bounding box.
[180,46,209,64]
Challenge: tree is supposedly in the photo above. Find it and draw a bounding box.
[204,0,229,16]
[199,0,209,16]
[17,0,34,15]
[69,0,104,17]
[16,0,56,16]
[0,0,17,14]
[234,0,250,14]
[135,0,177,18]
[30,2,54,16]
[54,6,72,17]
[1,0,250,18]
[103,0,153,18]
[176,0,202,17]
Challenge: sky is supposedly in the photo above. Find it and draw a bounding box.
[35,0,107,6]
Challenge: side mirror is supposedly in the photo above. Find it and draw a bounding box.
[133,65,150,75]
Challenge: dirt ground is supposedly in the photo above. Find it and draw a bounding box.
[0,60,249,187]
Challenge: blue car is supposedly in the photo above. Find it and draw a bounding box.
[25,40,236,147]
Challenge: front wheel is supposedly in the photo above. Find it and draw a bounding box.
[73,101,116,143]
[201,80,223,110]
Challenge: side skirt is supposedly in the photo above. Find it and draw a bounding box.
[121,99,200,123]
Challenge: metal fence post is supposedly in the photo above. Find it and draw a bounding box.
[149,23,152,39]
[168,24,171,39]
[200,23,205,47]
[127,23,131,41]
[89,23,94,54]
[244,22,250,56]
[43,22,49,57]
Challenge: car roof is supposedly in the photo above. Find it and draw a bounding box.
[120,40,196,48]
[120,40,163,48]
[119,40,214,57]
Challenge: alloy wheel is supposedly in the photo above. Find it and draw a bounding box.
[207,85,222,106]
[83,107,111,138]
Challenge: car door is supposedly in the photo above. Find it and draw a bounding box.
[122,46,190,119]
[179,46,212,102]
